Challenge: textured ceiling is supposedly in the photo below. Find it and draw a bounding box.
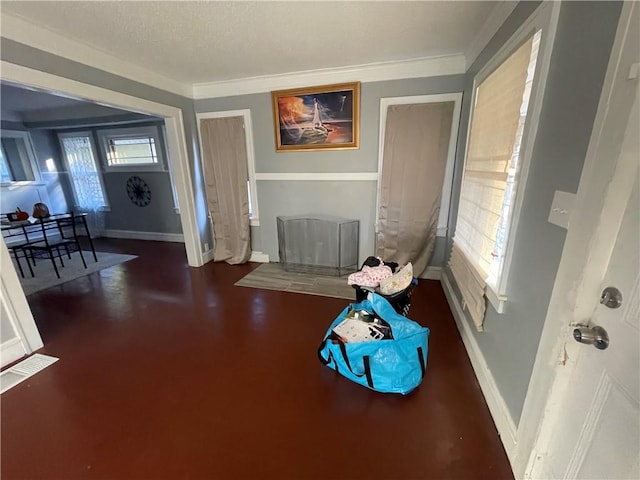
[1,1,500,85]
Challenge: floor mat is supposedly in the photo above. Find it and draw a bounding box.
[14,251,137,296]
[235,262,356,300]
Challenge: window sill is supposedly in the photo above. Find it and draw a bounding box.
[486,285,507,314]
[1,181,46,187]
[250,218,260,227]
[74,205,111,213]
[103,166,167,173]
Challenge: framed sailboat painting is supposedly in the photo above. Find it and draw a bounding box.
[271,82,360,152]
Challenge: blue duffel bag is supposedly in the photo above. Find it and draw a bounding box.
[317,292,430,394]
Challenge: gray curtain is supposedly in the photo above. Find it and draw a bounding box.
[200,117,251,265]
[376,102,454,276]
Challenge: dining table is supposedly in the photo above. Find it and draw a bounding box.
[2,212,98,278]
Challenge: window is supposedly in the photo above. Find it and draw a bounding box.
[247,180,253,220]
[106,136,158,166]
[59,133,107,210]
[97,125,164,172]
[450,27,545,329]
[0,130,39,182]
[0,148,12,182]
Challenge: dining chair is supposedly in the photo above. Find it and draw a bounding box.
[1,213,35,278]
[23,213,87,279]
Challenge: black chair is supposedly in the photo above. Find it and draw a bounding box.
[1,213,35,278]
[23,213,87,279]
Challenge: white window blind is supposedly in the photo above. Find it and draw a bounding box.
[450,32,540,330]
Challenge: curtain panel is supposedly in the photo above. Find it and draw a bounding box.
[200,117,251,265]
[376,102,454,276]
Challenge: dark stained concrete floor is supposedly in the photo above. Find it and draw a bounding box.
[1,239,512,480]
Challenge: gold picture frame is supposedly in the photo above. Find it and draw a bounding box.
[271,82,360,152]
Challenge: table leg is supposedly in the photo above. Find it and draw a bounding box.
[81,215,98,262]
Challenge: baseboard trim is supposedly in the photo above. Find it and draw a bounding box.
[201,250,270,264]
[441,271,518,464]
[419,266,442,280]
[202,249,215,263]
[249,251,270,263]
[103,229,185,243]
[1,337,26,368]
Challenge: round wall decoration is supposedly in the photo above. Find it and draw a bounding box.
[126,176,152,207]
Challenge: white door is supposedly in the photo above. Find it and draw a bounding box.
[525,4,639,478]
[540,177,639,479]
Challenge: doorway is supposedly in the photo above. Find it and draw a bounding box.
[0,62,202,366]
[515,3,639,476]
[376,93,462,277]
[196,109,259,263]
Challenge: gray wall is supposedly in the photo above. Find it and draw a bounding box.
[97,124,183,235]
[102,172,182,234]
[67,122,182,235]
[0,38,212,251]
[28,121,183,235]
[1,121,71,214]
[195,75,466,264]
[445,1,622,424]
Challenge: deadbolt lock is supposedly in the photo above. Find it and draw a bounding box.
[600,287,622,309]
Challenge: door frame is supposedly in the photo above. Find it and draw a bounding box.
[376,93,462,238]
[0,61,204,268]
[1,237,43,367]
[513,3,639,477]
[0,60,204,365]
[195,109,260,262]
[195,109,259,226]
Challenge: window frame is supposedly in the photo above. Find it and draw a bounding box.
[0,130,41,184]
[459,1,560,312]
[97,125,166,173]
[58,131,109,211]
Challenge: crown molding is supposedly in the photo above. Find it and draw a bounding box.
[192,54,466,100]
[464,1,519,70]
[1,11,475,102]
[0,12,193,98]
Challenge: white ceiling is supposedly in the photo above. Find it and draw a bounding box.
[1,1,507,87]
